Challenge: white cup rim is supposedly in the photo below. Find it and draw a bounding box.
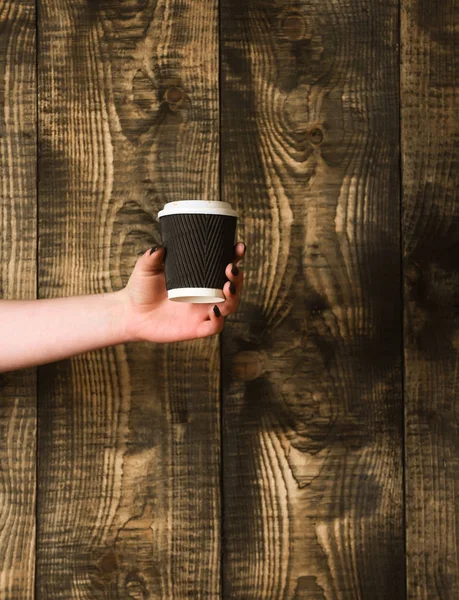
[157,200,238,221]
[167,287,226,303]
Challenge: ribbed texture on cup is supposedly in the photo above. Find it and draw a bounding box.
[159,213,237,291]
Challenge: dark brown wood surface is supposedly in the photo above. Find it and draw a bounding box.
[1,0,459,597]
[37,0,220,597]
[0,2,37,598]
[220,0,405,597]
[402,0,459,597]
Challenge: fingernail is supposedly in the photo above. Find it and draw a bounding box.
[229,281,236,295]
[150,245,162,255]
[242,242,247,254]
[213,305,221,317]
[231,264,239,276]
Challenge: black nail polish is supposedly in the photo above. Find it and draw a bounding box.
[213,305,221,317]
[229,281,236,295]
[242,242,247,254]
[150,245,161,255]
[231,264,239,276]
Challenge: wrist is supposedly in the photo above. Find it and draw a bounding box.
[106,288,135,344]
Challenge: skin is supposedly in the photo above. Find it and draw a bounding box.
[0,242,246,373]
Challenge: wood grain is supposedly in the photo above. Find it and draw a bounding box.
[402,0,459,597]
[0,2,37,598]
[220,0,404,597]
[37,0,220,596]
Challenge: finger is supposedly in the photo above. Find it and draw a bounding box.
[197,304,225,338]
[225,262,244,288]
[216,280,240,317]
[135,245,165,276]
[233,241,246,264]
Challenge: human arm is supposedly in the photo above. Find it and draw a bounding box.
[0,242,246,373]
[0,290,130,373]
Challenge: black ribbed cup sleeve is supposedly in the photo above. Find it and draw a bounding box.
[159,213,237,292]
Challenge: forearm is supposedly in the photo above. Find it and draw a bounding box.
[0,290,131,373]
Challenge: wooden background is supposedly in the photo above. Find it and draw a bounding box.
[0,0,457,598]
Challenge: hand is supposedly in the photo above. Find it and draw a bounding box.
[120,242,246,343]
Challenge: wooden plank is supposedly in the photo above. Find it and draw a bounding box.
[402,0,459,597]
[37,1,220,596]
[220,0,404,597]
[0,2,37,598]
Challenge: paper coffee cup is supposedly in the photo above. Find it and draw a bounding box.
[156,200,238,303]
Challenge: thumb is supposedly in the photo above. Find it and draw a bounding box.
[135,245,166,276]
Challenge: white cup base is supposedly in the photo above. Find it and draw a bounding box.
[168,287,225,304]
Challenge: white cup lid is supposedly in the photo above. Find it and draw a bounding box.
[157,200,238,221]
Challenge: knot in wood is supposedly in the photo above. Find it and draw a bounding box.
[97,550,118,574]
[164,86,185,107]
[231,350,263,381]
[281,11,307,41]
[308,127,324,145]
[405,261,422,284]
